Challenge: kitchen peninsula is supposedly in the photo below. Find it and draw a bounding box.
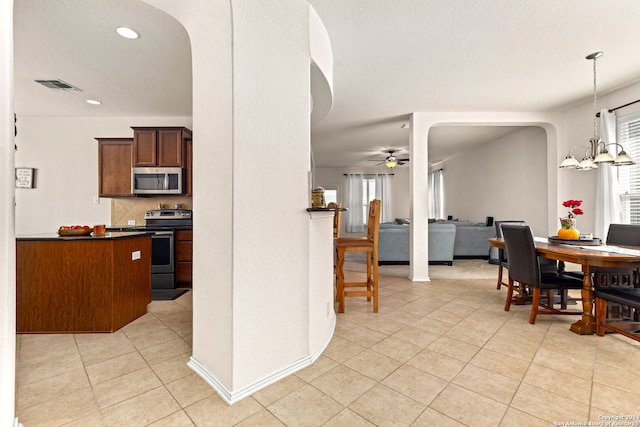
[16,232,152,333]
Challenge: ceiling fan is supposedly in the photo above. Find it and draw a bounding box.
[368,150,409,168]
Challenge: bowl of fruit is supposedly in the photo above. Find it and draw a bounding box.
[57,225,92,236]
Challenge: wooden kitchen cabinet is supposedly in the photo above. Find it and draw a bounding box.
[96,137,133,197]
[175,229,193,286]
[16,233,151,333]
[131,127,192,167]
[186,139,193,195]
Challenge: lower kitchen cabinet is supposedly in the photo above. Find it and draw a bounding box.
[175,229,193,286]
[16,233,151,333]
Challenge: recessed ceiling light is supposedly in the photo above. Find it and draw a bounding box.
[116,26,140,40]
[86,99,102,105]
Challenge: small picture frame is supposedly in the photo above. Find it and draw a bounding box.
[15,168,34,188]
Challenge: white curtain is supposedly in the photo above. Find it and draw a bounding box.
[345,173,364,232]
[428,169,444,219]
[595,109,622,239]
[375,174,392,223]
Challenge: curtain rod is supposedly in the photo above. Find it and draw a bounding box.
[343,173,394,176]
[596,98,640,117]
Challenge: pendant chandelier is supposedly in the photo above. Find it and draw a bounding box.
[559,52,634,170]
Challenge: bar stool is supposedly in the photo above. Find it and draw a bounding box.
[327,202,343,240]
[335,199,381,313]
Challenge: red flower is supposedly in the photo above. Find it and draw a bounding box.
[563,199,582,208]
[563,199,584,218]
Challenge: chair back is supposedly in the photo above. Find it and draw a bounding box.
[366,199,381,243]
[501,224,540,287]
[495,220,526,263]
[327,202,342,238]
[606,224,640,246]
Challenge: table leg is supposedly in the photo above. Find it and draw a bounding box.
[570,264,595,335]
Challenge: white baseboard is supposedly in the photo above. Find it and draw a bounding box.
[188,315,335,405]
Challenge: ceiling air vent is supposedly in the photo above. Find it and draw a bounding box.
[35,79,82,91]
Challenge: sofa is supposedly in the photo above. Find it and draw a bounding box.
[378,222,456,265]
[434,220,496,258]
[377,219,495,264]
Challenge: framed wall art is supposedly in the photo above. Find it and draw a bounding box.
[15,168,35,188]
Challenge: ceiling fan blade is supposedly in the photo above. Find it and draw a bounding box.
[397,161,406,165]
[398,158,410,162]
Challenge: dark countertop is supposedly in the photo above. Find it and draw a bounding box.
[108,226,193,231]
[16,231,154,241]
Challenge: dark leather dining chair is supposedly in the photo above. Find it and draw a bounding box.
[593,224,640,321]
[595,287,640,342]
[494,220,526,290]
[501,224,584,324]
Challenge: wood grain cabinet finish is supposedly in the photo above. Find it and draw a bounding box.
[186,139,193,196]
[96,137,133,197]
[16,235,152,333]
[132,127,192,167]
[175,229,193,286]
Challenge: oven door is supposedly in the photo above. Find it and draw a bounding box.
[151,231,175,289]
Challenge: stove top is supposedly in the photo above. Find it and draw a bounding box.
[144,209,193,228]
[144,209,192,220]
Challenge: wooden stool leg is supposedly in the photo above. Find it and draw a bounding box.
[497,265,503,290]
[336,247,346,313]
[372,252,378,312]
[365,252,372,301]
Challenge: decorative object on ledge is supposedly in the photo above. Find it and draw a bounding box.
[559,52,634,170]
[311,187,326,208]
[15,167,35,188]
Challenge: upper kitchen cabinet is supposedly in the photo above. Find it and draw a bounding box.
[97,137,133,197]
[132,127,192,167]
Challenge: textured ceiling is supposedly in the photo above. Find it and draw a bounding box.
[13,0,640,167]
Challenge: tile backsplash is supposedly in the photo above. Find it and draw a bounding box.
[111,196,193,226]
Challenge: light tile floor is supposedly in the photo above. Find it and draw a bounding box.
[15,261,640,426]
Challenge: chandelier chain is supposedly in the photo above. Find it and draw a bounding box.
[593,56,598,139]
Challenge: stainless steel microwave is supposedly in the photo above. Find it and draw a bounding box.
[132,167,184,195]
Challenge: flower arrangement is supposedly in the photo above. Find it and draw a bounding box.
[562,199,583,219]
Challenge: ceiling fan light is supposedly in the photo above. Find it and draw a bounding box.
[385,158,398,168]
[559,155,579,169]
[613,150,635,166]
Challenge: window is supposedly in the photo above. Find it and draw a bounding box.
[617,111,640,223]
[323,187,338,205]
[363,178,376,223]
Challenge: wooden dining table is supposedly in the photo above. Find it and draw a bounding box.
[488,237,640,335]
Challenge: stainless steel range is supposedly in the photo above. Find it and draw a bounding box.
[139,209,193,289]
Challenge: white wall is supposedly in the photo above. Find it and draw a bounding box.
[438,126,549,235]
[14,116,192,235]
